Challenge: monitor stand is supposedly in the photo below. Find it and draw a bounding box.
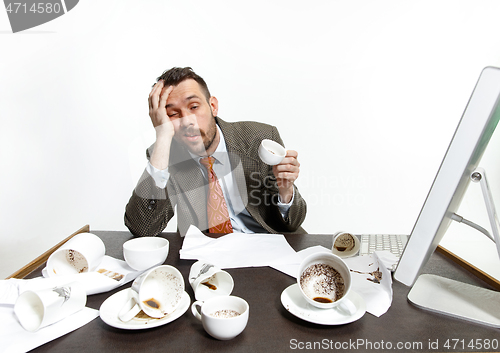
[407,167,500,328]
[408,274,500,328]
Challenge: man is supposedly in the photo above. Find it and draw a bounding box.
[125,67,306,236]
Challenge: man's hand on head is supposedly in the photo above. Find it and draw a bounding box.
[149,80,175,139]
[148,80,175,170]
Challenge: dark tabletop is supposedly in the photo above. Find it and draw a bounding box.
[29,231,499,353]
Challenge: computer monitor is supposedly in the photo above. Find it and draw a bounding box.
[393,66,500,328]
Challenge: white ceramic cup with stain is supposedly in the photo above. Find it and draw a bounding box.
[46,233,105,277]
[297,252,356,315]
[191,295,249,340]
[331,232,360,258]
[118,265,184,322]
[189,261,234,301]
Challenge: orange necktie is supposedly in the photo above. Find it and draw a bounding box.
[200,157,233,233]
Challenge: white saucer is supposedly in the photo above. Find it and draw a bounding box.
[281,284,366,325]
[99,288,190,330]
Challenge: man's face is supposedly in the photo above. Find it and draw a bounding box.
[165,79,219,156]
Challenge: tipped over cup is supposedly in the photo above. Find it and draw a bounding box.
[46,233,105,277]
[14,282,86,332]
[331,232,360,258]
[118,265,184,322]
[258,139,286,165]
[189,261,234,301]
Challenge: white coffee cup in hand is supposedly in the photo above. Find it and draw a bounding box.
[118,265,184,322]
[258,139,286,165]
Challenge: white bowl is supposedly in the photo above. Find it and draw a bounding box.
[258,139,286,165]
[123,237,169,271]
[297,252,352,309]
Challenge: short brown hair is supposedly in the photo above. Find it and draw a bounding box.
[156,67,211,101]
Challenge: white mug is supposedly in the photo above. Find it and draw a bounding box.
[46,233,105,277]
[297,252,356,315]
[191,296,249,340]
[14,281,87,332]
[189,261,234,301]
[118,265,184,322]
[123,237,169,271]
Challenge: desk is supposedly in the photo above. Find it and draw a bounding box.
[28,232,499,353]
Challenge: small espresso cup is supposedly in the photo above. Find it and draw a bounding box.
[189,261,234,301]
[191,296,249,340]
[331,231,360,258]
[14,281,87,332]
[118,265,184,322]
[123,237,169,271]
[298,252,356,314]
[46,233,105,277]
[258,139,286,165]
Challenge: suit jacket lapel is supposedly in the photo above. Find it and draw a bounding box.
[217,118,274,233]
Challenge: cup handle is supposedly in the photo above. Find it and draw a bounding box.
[337,298,357,316]
[191,300,203,321]
[118,292,141,322]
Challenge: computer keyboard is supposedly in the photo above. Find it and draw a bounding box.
[358,234,408,258]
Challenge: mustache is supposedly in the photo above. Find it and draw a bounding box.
[182,126,202,136]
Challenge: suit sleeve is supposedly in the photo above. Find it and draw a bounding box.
[269,127,307,232]
[124,169,175,237]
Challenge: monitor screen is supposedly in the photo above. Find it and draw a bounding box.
[394,66,500,287]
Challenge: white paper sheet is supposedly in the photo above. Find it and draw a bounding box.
[179,225,301,269]
[0,305,98,353]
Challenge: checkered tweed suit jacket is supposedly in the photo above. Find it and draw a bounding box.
[124,117,307,236]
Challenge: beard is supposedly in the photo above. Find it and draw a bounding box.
[178,115,218,156]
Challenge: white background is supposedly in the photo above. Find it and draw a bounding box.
[1,0,500,279]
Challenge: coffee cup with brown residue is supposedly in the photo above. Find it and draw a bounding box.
[189,261,234,301]
[118,265,184,322]
[191,295,249,340]
[331,232,360,258]
[46,233,105,277]
[298,252,356,315]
